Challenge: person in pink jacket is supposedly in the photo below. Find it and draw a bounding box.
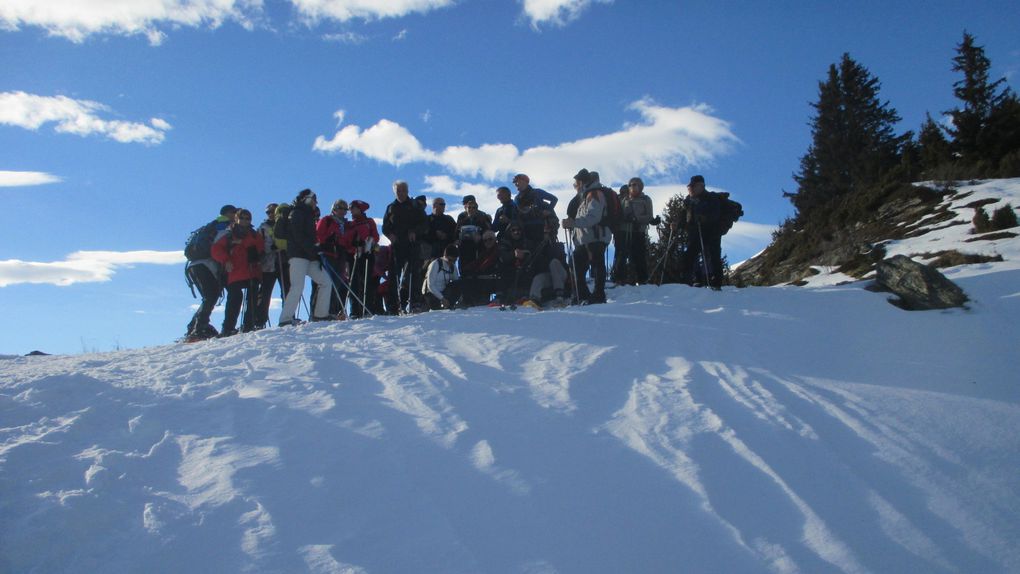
[211,208,265,336]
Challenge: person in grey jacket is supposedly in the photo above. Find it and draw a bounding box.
[562,169,611,304]
[616,177,655,284]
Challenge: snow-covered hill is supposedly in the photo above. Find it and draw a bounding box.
[2,181,1019,574]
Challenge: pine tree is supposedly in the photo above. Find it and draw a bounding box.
[789,54,905,217]
[942,31,1015,170]
[917,113,953,177]
[646,194,688,284]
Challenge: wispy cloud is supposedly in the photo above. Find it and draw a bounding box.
[520,0,612,28]
[314,98,739,190]
[290,0,454,23]
[0,0,262,45]
[0,250,185,288]
[323,31,368,44]
[0,170,62,187]
[0,91,172,145]
[393,28,408,41]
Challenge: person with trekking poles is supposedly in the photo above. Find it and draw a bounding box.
[278,189,335,326]
[253,203,280,330]
[562,169,610,305]
[211,208,264,336]
[681,175,724,290]
[317,199,353,319]
[617,177,655,285]
[184,204,236,342]
[346,200,379,318]
[382,180,427,314]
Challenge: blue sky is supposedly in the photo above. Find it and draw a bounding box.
[1,0,1018,354]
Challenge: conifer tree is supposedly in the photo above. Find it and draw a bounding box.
[917,113,953,177]
[646,194,688,284]
[946,32,1010,167]
[789,54,905,217]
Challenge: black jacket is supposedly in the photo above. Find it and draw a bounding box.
[383,199,427,245]
[286,203,319,261]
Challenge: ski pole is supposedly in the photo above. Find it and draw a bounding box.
[362,250,370,317]
[697,222,712,288]
[650,225,675,286]
[320,255,373,317]
[564,227,580,303]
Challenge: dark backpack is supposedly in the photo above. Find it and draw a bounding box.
[598,186,623,232]
[273,204,293,241]
[184,221,217,261]
[715,192,744,235]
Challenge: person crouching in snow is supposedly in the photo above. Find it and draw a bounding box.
[211,208,264,336]
[423,244,462,310]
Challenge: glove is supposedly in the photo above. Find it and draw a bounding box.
[651,216,662,226]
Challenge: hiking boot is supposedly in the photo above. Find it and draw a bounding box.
[217,328,238,338]
[310,315,336,322]
[278,318,304,327]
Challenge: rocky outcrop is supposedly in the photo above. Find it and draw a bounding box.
[874,255,968,310]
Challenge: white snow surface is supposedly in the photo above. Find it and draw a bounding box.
[2,180,1020,573]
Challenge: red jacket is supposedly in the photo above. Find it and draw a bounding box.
[211,226,265,284]
[345,215,380,256]
[316,215,351,258]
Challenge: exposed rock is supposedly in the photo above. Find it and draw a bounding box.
[874,255,968,310]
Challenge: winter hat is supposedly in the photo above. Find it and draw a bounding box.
[689,175,705,185]
[462,194,476,205]
[573,169,591,185]
[351,200,370,212]
[265,202,278,214]
[331,199,349,212]
[296,189,315,204]
[415,195,427,206]
[220,204,237,216]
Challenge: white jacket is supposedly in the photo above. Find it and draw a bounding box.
[423,257,460,299]
[572,186,612,246]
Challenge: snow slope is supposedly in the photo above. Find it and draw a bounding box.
[2,181,1019,574]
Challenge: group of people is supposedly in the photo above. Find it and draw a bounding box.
[183,171,727,342]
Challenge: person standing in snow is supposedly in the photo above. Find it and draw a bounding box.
[279,189,334,325]
[185,204,236,341]
[346,200,379,318]
[383,180,427,313]
[617,177,655,285]
[211,208,264,336]
[562,169,610,304]
[317,199,352,318]
[681,175,723,290]
[254,203,280,329]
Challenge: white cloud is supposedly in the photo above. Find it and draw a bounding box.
[314,98,739,190]
[0,91,171,145]
[323,31,367,44]
[0,170,62,187]
[393,28,408,41]
[0,250,185,288]
[0,0,262,45]
[290,0,454,23]
[520,0,611,28]
[314,118,434,165]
